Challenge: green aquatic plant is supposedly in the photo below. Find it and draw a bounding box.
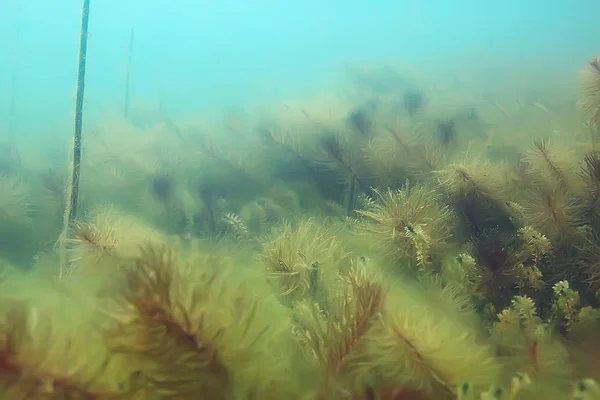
[437,118,457,147]
[551,280,582,333]
[293,263,385,398]
[452,226,551,318]
[254,117,330,198]
[103,245,232,399]
[403,88,426,117]
[0,219,599,399]
[0,173,34,226]
[318,130,369,216]
[57,204,168,277]
[520,182,584,246]
[356,183,455,273]
[577,151,600,228]
[346,102,376,138]
[521,139,577,191]
[464,229,522,309]
[579,57,600,129]
[360,118,430,189]
[4,45,600,400]
[260,218,349,305]
[0,173,41,266]
[0,276,127,400]
[490,295,575,385]
[434,157,515,237]
[146,169,193,234]
[222,212,252,242]
[360,276,500,400]
[102,243,306,400]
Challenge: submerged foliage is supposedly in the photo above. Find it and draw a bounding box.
[1,58,600,400]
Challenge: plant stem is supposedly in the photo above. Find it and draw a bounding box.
[67,0,91,224]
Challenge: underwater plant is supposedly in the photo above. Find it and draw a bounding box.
[289,262,385,399]
[254,118,328,198]
[466,230,522,306]
[490,295,575,385]
[0,173,41,266]
[147,170,192,234]
[362,279,500,400]
[58,204,168,277]
[356,183,455,273]
[434,157,515,237]
[318,131,369,216]
[521,139,576,191]
[261,218,350,306]
[360,122,417,189]
[0,173,34,226]
[579,57,600,128]
[403,89,425,116]
[437,118,457,146]
[521,183,584,246]
[347,103,376,138]
[102,244,304,400]
[578,151,600,227]
[293,269,501,400]
[0,271,129,400]
[5,36,600,400]
[103,245,233,399]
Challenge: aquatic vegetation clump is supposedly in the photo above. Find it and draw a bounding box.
[361,279,500,399]
[521,183,584,244]
[261,218,350,304]
[0,173,33,225]
[4,45,600,400]
[103,245,232,399]
[103,244,301,400]
[579,151,600,222]
[357,183,455,273]
[490,295,574,384]
[579,57,600,126]
[318,130,369,215]
[0,276,126,400]
[58,204,168,277]
[403,89,426,116]
[435,158,513,236]
[291,264,385,398]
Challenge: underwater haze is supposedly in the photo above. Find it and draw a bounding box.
[3,0,600,399]
[1,0,600,132]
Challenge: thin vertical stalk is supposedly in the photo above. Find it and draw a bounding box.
[67,0,91,224]
[60,0,91,279]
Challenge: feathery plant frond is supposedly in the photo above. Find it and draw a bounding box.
[579,57,600,126]
[522,139,575,190]
[357,183,455,272]
[0,173,35,225]
[222,212,251,242]
[359,278,500,399]
[261,219,350,303]
[104,244,232,399]
[291,261,385,397]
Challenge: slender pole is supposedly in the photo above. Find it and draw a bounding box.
[8,1,22,136]
[124,27,135,120]
[67,0,91,223]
